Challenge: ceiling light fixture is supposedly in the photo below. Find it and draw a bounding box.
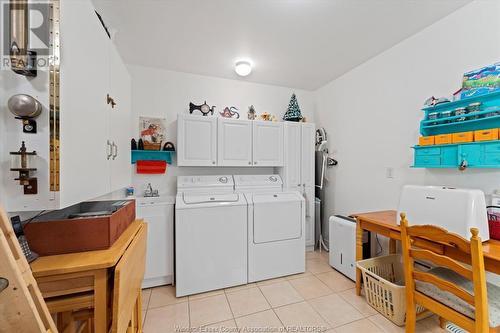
[235,60,252,77]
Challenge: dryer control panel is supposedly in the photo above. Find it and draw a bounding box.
[234,174,283,190]
[177,175,234,194]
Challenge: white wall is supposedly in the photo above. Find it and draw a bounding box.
[315,0,500,220]
[128,65,316,196]
[0,68,51,212]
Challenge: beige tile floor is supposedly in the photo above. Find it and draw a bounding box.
[141,250,446,333]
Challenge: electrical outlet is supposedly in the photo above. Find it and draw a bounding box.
[386,167,394,179]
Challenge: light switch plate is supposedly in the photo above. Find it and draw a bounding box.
[386,167,394,179]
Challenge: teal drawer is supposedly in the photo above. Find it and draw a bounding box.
[415,147,441,156]
[483,153,500,166]
[415,155,440,167]
[484,142,500,153]
[459,145,481,166]
[441,146,458,166]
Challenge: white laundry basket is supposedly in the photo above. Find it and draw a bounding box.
[356,254,426,326]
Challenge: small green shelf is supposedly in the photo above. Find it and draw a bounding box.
[131,150,174,164]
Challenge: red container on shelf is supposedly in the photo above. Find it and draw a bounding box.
[488,207,500,240]
[136,160,167,174]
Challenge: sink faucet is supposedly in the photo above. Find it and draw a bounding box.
[144,183,159,197]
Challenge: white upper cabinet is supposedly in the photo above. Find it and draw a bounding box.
[301,123,315,187]
[108,44,132,191]
[218,118,253,166]
[282,122,302,189]
[177,116,284,167]
[177,114,217,166]
[252,121,284,167]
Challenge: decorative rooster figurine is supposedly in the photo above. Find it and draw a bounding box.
[219,106,240,119]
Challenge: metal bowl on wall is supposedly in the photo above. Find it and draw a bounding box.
[8,94,42,118]
[7,94,42,133]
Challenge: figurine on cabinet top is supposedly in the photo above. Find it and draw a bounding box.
[220,106,240,119]
[259,112,277,121]
[189,101,215,116]
[247,105,256,120]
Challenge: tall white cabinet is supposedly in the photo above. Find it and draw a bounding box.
[3,0,132,212]
[280,122,316,249]
[57,0,132,208]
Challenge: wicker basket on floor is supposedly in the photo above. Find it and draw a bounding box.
[356,254,426,326]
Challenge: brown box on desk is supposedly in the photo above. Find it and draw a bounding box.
[24,200,135,256]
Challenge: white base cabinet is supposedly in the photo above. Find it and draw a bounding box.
[177,114,284,167]
[136,199,175,288]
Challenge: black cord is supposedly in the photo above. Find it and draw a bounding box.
[23,210,47,225]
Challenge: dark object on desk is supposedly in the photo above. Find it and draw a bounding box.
[10,215,38,263]
[163,142,175,151]
[24,200,136,256]
[138,138,144,150]
[131,138,137,150]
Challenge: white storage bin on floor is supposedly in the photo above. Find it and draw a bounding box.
[356,254,426,326]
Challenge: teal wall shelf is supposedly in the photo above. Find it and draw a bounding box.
[420,91,500,136]
[413,141,500,168]
[414,90,500,169]
[131,150,174,164]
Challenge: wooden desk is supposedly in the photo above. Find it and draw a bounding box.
[31,219,145,333]
[353,210,500,296]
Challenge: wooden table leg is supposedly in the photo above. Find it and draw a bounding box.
[355,219,363,296]
[136,292,143,333]
[94,269,108,333]
[389,238,397,254]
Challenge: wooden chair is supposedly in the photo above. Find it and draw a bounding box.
[400,213,500,333]
[0,206,58,333]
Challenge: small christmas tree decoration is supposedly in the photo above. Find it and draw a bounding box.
[283,93,303,122]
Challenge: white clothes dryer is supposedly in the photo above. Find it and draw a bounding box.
[234,175,305,282]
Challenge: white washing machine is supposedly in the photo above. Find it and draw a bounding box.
[175,175,247,297]
[234,175,305,282]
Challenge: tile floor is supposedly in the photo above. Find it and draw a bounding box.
[141,251,446,333]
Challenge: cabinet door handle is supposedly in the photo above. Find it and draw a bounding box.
[107,94,117,108]
[112,142,118,160]
[106,140,112,160]
[254,161,258,165]
[212,161,215,165]
[248,161,252,165]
